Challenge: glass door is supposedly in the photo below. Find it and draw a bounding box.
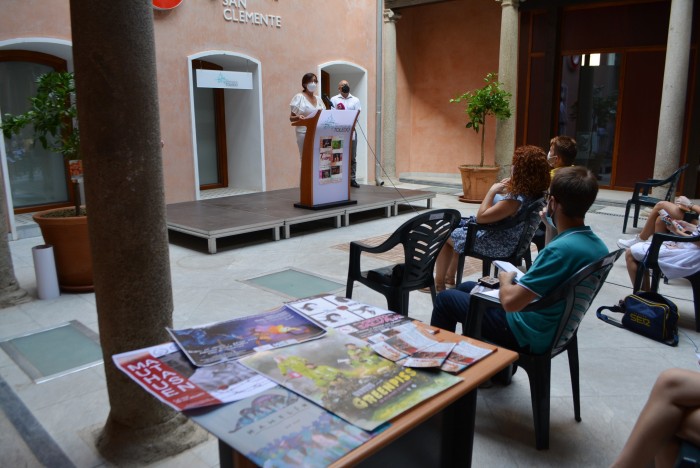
[559,53,621,186]
[0,56,70,212]
[192,60,228,190]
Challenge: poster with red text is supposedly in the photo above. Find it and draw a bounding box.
[113,342,275,411]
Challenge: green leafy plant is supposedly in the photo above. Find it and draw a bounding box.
[450,72,512,167]
[1,71,79,160]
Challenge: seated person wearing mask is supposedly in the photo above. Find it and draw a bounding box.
[430,166,608,354]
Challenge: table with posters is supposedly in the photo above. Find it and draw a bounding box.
[185,317,518,468]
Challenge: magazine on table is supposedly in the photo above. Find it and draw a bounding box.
[370,322,458,369]
[440,340,496,373]
[113,342,276,411]
[401,342,457,368]
[187,386,373,467]
[287,295,413,341]
[240,329,461,431]
[167,305,326,366]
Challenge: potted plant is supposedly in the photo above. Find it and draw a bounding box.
[1,71,93,292]
[450,72,512,202]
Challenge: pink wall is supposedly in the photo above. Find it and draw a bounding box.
[2,1,377,204]
[395,0,502,177]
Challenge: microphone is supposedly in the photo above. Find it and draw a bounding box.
[322,93,334,108]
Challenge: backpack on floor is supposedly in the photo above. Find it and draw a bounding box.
[596,291,679,346]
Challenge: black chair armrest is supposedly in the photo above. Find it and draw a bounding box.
[464,292,502,339]
[632,180,661,198]
[645,232,700,267]
[347,232,404,278]
[465,288,561,339]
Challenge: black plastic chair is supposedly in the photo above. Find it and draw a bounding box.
[622,164,689,233]
[345,209,461,316]
[634,231,700,332]
[464,249,623,450]
[455,198,545,284]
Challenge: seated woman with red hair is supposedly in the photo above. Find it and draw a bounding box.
[428,145,551,292]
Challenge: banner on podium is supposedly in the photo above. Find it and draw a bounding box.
[310,110,357,206]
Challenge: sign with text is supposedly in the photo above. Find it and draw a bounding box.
[222,0,282,28]
[196,69,253,90]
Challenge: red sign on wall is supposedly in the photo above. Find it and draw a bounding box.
[153,0,183,10]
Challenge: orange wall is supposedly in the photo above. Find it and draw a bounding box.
[2,1,377,203]
[395,0,502,177]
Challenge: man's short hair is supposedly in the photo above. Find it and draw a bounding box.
[550,136,577,166]
[550,166,598,218]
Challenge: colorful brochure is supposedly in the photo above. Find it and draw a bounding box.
[113,342,276,411]
[167,306,326,366]
[440,341,495,374]
[402,342,456,368]
[240,329,461,431]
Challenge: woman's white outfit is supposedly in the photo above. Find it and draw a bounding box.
[630,224,700,279]
[290,92,325,158]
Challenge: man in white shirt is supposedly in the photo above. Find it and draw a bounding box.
[331,80,361,188]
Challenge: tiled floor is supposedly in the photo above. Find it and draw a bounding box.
[1,183,697,467]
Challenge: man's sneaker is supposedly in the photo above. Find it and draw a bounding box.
[351,180,360,188]
[617,235,642,249]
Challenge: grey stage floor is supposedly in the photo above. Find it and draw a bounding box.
[166,185,435,253]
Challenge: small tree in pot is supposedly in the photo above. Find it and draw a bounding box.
[450,72,512,202]
[2,71,82,215]
[1,71,92,292]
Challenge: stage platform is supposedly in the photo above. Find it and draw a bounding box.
[166,185,436,253]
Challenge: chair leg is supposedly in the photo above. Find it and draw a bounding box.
[482,260,491,278]
[387,291,405,316]
[622,202,632,233]
[456,252,466,285]
[524,248,533,270]
[525,359,552,450]
[632,203,641,229]
[567,337,581,422]
[690,276,700,333]
[345,278,354,299]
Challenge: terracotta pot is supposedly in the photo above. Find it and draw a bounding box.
[458,165,500,203]
[32,208,93,293]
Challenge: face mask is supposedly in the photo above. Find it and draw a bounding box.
[547,151,557,167]
[306,82,317,92]
[545,200,557,229]
[341,84,350,94]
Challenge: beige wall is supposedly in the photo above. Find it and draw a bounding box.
[1,1,377,204]
[395,0,502,178]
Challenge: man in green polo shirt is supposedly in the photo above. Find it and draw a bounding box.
[430,166,608,354]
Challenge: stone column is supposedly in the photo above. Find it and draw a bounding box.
[653,0,694,183]
[68,0,205,464]
[495,0,521,180]
[382,9,401,181]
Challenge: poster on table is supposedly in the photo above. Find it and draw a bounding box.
[188,386,373,467]
[240,329,461,431]
[167,306,327,367]
[311,109,358,205]
[113,342,276,411]
[287,295,413,340]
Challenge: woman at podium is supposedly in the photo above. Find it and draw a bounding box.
[290,72,325,158]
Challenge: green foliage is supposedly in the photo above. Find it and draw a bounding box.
[450,72,512,166]
[1,71,79,160]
